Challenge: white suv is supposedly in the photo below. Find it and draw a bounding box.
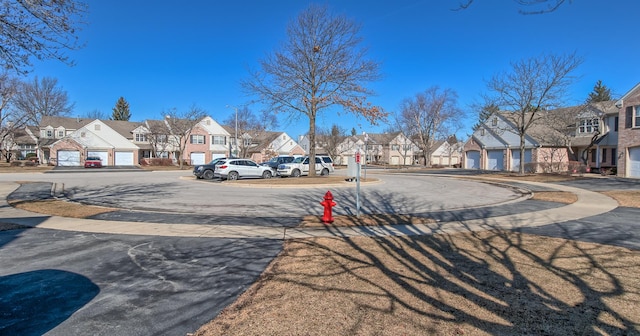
[277,155,334,177]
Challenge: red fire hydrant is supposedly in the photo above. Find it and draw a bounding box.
[320,190,336,224]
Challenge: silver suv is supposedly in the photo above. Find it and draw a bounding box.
[277,155,334,177]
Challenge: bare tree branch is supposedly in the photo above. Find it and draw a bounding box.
[243,4,384,176]
[0,0,87,74]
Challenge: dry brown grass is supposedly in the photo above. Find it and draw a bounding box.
[9,199,116,218]
[601,190,640,208]
[195,231,640,336]
[530,191,578,204]
[474,173,583,183]
[0,164,53,173]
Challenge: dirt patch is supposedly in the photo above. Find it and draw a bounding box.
[300,214,436,228]
[9,199,117,218]
[474,173,584,183]
[601,190,640,208]
[194,231,640,336]
[530,191,577,204]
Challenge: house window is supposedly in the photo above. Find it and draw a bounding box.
[190,134,205,144]
[403,144,412,151]
[212,135,226,145]
[157,134,167,143]
[243,138,252,146]
[57,130,64,137]
[94,124,101,131]
[46,130,53,137]
[578,118,599,133]
[480,129,485,136]
[635,106,640,127]
[492,117,498,126]
[135,133,147,142]
[614,116,619,132]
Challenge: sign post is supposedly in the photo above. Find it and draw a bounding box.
[355,149,361,217]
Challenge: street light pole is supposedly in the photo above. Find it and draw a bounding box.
[226,105,238,157]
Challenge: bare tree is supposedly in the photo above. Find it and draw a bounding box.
[164,105,207,169]
[0,0,87,74]
[223,106,277,158]
[145,119,173,159]
[13,76,74,125]
[317,124,348,162]
[0,72,25,161]
[82,109,106,120]
[243,4,385,176]
[484,52,583,175]
[396,86,463,167]
[456,0,570,14]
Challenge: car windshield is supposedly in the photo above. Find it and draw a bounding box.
[292,157,305,163]
[87,157,101,161]
[268,157,279,163]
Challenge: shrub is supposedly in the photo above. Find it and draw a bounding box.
[10,161,22,167]
[24,161,37,167]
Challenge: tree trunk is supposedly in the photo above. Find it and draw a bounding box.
[308,115,317,177]
[519,133,525,175]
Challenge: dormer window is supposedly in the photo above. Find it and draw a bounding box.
[46,130,53,137]
[578,118,599,134]
[492,117,498,126]
[58,130,64,137]
[135,133,147,142]
[481,129,485,136]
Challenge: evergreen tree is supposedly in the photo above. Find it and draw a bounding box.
[472,103,499,131]
[351,127,356,136]
[111,97,131,121]
[587,80,612,103]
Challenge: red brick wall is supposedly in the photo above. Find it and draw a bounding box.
[618,88,640,177]
[184,125,210,163]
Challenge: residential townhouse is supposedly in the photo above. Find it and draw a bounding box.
[463,101,619,173]
[617,83,640,178]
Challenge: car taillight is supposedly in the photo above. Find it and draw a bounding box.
[219,165,228,169]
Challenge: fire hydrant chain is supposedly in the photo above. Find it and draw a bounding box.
[320,190,336,224]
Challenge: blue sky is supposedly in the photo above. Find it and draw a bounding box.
[30,0,640,139]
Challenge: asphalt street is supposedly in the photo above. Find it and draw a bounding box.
[0,169,638,335]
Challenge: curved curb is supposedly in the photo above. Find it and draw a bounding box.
[0,178,619,239]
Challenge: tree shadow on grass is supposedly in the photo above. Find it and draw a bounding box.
[0,269,99,335]
[198,190,640,335]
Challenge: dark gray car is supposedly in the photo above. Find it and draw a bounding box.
[193,157,230,179]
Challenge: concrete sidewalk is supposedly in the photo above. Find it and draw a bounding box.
[0,180,619,240]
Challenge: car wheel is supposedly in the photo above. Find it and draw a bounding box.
[228,171,239,180]
[321,168,329,176]
[262,170,272,179]
[203,169,215,180]
[292,169,301,177]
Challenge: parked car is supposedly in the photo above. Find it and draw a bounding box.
[193,157,230,179]
[277,155,334,177]
[260,155,296,170]
[215,158,274,180]
[84,156,102,168]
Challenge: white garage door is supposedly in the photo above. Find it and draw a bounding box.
[190,152,205,165]
[57,150,80,166]
[511,149,532,172]
[114,152,134,166]
[88,151,109,166]
[465,151,480,169]
[390,156,399,165]
[487,150,504,170]
[629,147,640,178]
